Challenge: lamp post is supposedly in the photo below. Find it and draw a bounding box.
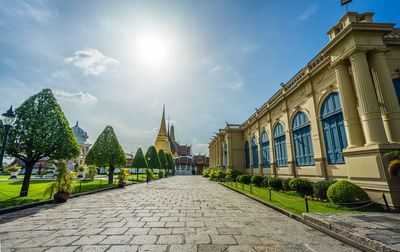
[146,157,151,183]
[0,106,16,171]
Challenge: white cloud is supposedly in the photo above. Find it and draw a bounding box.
[297,3,318,21]
[64,48,119,75]
[0,0,57,24]
[53,89,97,103]
[209,65,223,73]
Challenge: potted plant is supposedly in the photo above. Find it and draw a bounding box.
[164,169,169,178]
[118,168,130,188]
[84,165,98,180]
[6,165,21,179]
[44,161,76,203]
[158,170,164,178]
[75,165,85,179]
[385,150,400,177]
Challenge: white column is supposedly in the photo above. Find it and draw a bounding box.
[350,51,388,145]
[334,61,365,147]
[370,50,400,143]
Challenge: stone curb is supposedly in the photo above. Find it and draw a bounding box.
[303,213,397,252]
[219,182,376,252]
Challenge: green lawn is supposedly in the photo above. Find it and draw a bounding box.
[222,182,384,216]
[0,179,132,209]
[0,175,36,179]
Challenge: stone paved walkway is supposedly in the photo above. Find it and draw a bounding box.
[0,176,358,252]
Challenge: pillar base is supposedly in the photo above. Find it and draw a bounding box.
[341,143,400,208]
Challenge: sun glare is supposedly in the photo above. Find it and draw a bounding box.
[136,33,172,68]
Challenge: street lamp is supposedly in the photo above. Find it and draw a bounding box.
[146,157,151,183]
[0,106,16,170]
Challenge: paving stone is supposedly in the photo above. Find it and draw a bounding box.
[99,235,132,244]
[42,236,80,247]
[125,228,151,235]
[144,222,166,228]
[75,245,110,252]
[138,245,168,252]
[227,245,257,252]
[156,234,183,244]
[185,234,211,244]
[169,244,197,252]
[198,244,228,252]
[100,227,128,235]
[108,245,140,252]
[211,235,237,245]
[148,228,172,235]
[165,221,185,228]
[44,246,79,252]
[130,235,158,245]
[72,235,107,245]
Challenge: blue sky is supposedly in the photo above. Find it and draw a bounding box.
[0,0,399,155]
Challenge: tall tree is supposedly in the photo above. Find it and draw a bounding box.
[85,125,126,184]
[131,148,147,180]
[158,149,167,170]
[4,89,81,197]
[166,154,175,175]
[145,146,160,171]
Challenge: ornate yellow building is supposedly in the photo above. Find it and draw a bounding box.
[209,12,400,208]
[154,106,171,154]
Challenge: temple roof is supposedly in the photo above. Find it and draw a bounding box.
[71,121,90,145]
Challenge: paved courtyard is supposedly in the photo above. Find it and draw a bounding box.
[0,176,358,252]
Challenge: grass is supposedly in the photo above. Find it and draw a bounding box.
[0,175,36,179]
[222,182,385,216]
[0,178,137,209]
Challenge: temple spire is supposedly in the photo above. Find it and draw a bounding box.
[154,105,171,154]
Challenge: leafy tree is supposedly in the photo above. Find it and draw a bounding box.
[145,146,160,171]
[158,149,167,170]
[85,125,126,184]
[131,148,147,180]
[4,89,80,197]
[165,153,174,175]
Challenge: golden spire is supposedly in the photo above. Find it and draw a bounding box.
[158,105,167,137]
[154,105,171,154]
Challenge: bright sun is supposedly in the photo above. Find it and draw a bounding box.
[136,33,172,68]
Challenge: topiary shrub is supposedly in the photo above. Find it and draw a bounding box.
[251,175,265,187]
[289,178,313,196]
[237,175,251,184]
[158,170,164,178]
[282,177,291,191]
[327,180,370,204]
[268,177,283,191]
[225,169,242,181]
[313,181,334,201]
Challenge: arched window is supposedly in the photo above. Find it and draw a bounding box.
[274,123,288,167]
[393,78,400,103]
[261,131,270,168]
[245,141,250,169]
[224,144,228,169]
[251,137,259,168]
[292,112,314,166]
[321,92,348,164]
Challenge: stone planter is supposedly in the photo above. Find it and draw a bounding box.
[9,171,19,179]
[53,191,71,203]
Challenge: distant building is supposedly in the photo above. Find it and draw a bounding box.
[68,121,91,168]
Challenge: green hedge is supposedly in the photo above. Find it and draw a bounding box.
[237,175,251,184]
[327,180,370,203]
[225,169,242,181]
[289,178,313,196]
[313,181,335,201]
[268,177,283,191]
[251,175,265,187]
